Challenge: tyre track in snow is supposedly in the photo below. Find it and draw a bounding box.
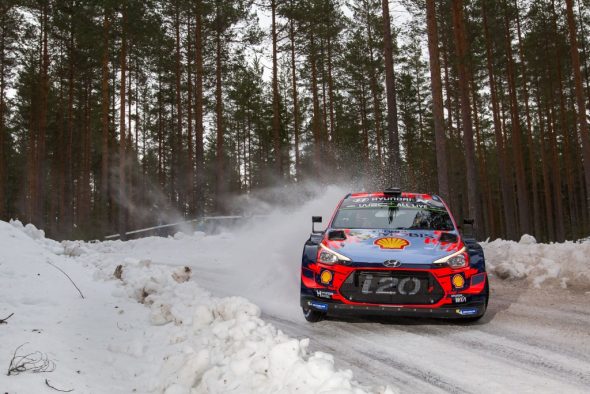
[268,314,464,394]
[92,233,590,393]
[266,280,590,394]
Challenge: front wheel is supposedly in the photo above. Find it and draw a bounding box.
[302,307,326,322]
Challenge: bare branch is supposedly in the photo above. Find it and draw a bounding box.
[46,260,85,299]
[0,312,14,324]
[45,379,74,392]
[7,343,56,376]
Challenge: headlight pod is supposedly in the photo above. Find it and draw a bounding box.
[433,247,468,269]
[317,244,352,265]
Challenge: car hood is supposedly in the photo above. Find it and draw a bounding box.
[323,228,463,265]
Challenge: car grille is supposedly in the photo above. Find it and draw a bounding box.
[339,270,444,305]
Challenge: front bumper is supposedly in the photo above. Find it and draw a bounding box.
[301,264,488,319]
[301,295,487,318]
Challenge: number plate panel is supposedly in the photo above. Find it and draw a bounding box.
[339,270,444,305]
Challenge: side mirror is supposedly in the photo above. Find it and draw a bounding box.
[312,216,323,233]
[462,218,475,238]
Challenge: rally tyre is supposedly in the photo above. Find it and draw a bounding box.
[302,307,326,323]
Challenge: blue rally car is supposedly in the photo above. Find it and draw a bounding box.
[300,188,489,322]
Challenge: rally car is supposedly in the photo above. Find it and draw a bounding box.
[300,188,489,322]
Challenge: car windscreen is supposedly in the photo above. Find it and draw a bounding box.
[332,199,454,231]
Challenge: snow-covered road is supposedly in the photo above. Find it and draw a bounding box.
[267,281,590,393]
[62,215,590,393]
[2,185,590,393]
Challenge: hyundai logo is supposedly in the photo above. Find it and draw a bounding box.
[383,259,401,268]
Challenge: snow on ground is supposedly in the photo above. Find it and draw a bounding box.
[483,235,590,290]
[2,184,590,393]
[0,219,392,393]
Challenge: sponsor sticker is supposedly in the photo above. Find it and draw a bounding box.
[452,274,465,289]
[451,294,467,303]
[315,290,334,299]
[320,270,333,285]
[374,237,410,250]
[308,301,329,311]
[456,307,478,316]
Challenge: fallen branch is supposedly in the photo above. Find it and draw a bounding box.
[45,379,74,392]
[7,343,55,376]
[0,312,14,324]
[46,260,85,299]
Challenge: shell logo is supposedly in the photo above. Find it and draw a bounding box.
[374,237,410,250]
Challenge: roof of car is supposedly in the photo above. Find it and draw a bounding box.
[347,192,435,200]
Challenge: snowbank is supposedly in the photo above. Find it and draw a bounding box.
[483,235,590,289]
[0,220,391,393]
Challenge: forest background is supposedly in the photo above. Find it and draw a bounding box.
[1,0,590,242]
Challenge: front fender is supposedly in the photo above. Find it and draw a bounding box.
[464,238,486,272]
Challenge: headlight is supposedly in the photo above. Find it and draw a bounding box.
[433,247,468,269]
[317,244,351,265]
[447,254,466,269]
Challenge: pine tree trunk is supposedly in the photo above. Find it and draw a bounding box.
[471,76,494,236]
[327,34,336,149]
[514,0,541,239]
[214,2,225,213]
[101,10,110,233]
[482,2,516,240]
[320,38,329,152]
[451,0,481,237]
[543,37,566,241]
[367,12,383,163]
[36,2,49,227]
[119,7,127,239]
[0,11,6,219]
[381,0,401,180]
[187,15,194,216]
[271,0,282,177]
[310,30,322,170]
[195,0,205,217]
[535,78,554,241]
[360,81,370,169]
[174,0,183,210]
[425,0,449,201]
[81,80,91,223]
[566,0,590,225]
[289,12,300,178]
[157,70,164,187]
[503,5,530,236]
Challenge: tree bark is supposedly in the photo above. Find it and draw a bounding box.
[503,3,530,236]
[271,0,282,177]
[195,0,205,217]
[214,1,225,212]
[118,7,127,239]
[0,9,6,219]
[482,2,516,240]
[367,9,383,163]
[381,0,401,181]
[425,0,449,201]
[535,77,554,241]
[566,0,590,224]
[451,0,481,237]
[174,0,183,209]
[514,0,541,238]
[36,2,50,227]
[187,14,194,216]
[289,10,300,178]
[310,30,322,170]
[101,10,110,232]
